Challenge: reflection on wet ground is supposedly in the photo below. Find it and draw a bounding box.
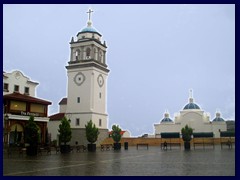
[3,145,235,176]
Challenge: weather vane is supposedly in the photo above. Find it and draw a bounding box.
[87,8,94,21]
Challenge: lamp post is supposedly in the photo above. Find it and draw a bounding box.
[4,113,9,145]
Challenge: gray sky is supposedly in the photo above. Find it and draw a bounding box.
[3,4,235,137]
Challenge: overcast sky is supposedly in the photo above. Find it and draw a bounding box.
[3,4,235,137]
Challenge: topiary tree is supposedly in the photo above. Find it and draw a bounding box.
[181,124,193,142]
[24,116,39,155]
[85,120,99,152]
[85,120,99,144]
[111,124,122,150]
[58,116,72,145]
[111,124,122,143]
[25,116,39,146]
[181,124,193,150]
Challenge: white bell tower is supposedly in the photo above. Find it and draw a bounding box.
[65,9,109,145]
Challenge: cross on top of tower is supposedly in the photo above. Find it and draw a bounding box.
[87,8,94,21]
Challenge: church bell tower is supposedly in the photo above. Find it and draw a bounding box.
[65,9,110,145]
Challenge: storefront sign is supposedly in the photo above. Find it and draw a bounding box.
[21,111,39,117]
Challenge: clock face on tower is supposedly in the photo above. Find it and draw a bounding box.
[97,74,104,87]
[74,72,85,86]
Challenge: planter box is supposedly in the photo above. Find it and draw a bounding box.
[26,145,38,156]
[60,145,70,153]
[184,141,191,150]
[87,144,96,152]
[113,143,121,150]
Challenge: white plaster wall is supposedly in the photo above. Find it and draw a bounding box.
[59,104,67,113]
[48,120,61,141]
[3,71,38,96]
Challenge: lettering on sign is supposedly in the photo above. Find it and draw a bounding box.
[21,111,39,117]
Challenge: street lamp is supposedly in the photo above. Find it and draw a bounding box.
[4,113,9,145]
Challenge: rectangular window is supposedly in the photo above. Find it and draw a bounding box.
[10,101,26,111]
[77,97,80,103]
[14,85,19,92]
[76,118,80,126]
[99,119,102,127]
[24,87,29,95]
[3,83,9,92]
[30,104,45,113]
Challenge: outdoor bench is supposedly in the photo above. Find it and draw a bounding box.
[76,145,87,152]
[220,131,235,149]
[160,132,181,150]
[136,143,148,150]
[193,132,214,149]
[100,144,113,151]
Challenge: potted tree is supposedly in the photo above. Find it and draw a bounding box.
[181,124,193,150]
[85,120,99,152]
[111,125,122,150]
[58,116,72,153]
[24,116,39,156]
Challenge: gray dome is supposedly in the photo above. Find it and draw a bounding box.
[161,117,173,123]
[212,112,225,122]
[183,96,200,110]
[183,103,200,110]
[212,117,225,122]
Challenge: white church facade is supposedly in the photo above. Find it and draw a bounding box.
[154,91,227,138]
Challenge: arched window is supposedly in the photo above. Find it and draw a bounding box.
[99,51,103,63]
[75,49,80,61]
[94,48,97,60]
[86,48,91,59]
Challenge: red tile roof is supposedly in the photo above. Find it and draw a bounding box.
[59,98,67,105]
[48,113,65,121]
[3,92,52,105]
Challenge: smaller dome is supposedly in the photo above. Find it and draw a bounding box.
[212,117,225,122]
[161,117,173,123]
[212,111,225,122]
[161,111,173,123]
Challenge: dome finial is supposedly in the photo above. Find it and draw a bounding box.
[189,89,193,98]
[87,8,94,22]
[189,89,193,103]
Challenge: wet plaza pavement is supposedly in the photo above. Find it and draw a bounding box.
[3,145,235,176]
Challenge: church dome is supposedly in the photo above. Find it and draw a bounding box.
[212,112,225,122]
[80,21,98,33]
[183,90,201,110]
[183,102,200,110]
[161,111,173,123]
